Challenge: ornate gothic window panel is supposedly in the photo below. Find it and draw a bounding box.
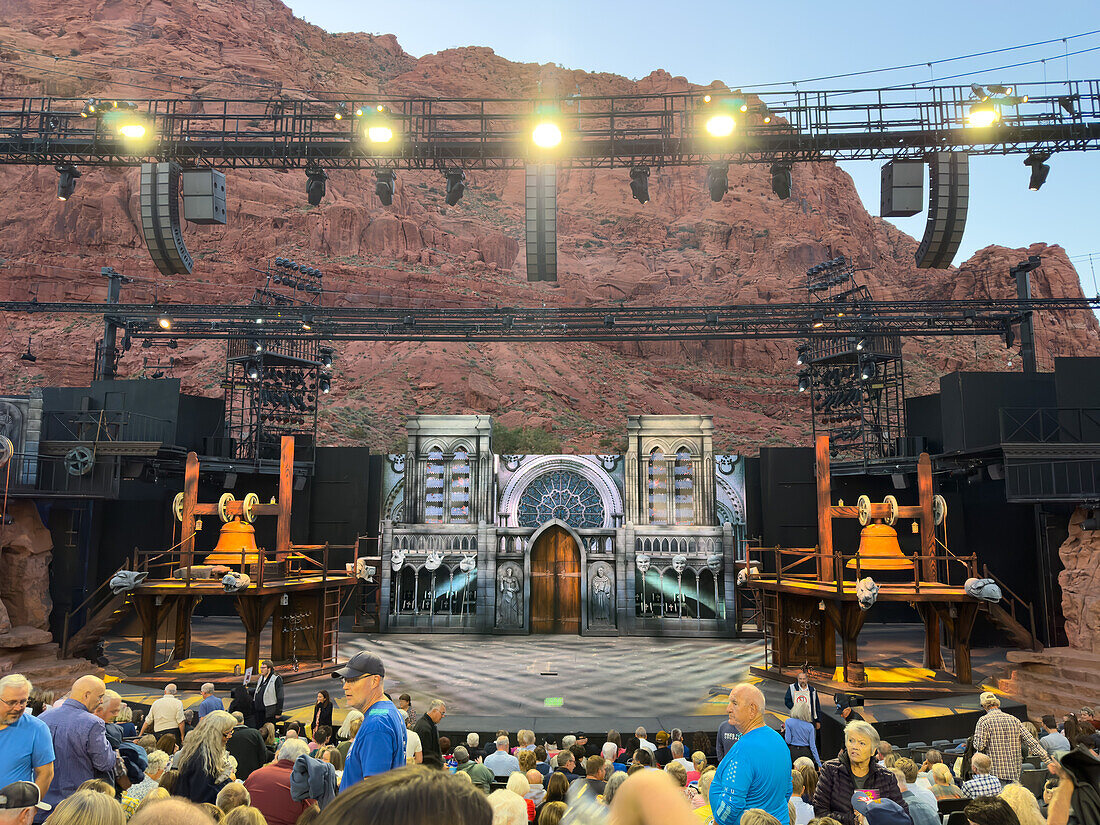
[517,470,606,529]
[647,449,668,524]
[424,446,445,524]
[450,447,471,523]
[673,447,694,524]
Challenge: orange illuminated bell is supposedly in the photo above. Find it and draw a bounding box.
[846,522,912,570]
[204,518,261,566]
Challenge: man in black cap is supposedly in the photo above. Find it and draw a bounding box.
[0,781,51,825]
[332,651,406,790]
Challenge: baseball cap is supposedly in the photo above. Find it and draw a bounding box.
[0,781,51,811]
[332,651,385,680]
[851,792,908,825]
[979,691,998,705]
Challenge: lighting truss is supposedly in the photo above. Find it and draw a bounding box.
[1,81,1099,170]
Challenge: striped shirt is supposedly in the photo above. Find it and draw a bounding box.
[973,708,1050,782]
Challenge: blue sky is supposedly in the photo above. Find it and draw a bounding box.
[286,0,1100,289]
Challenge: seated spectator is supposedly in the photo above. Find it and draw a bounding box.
[533,748,550,780]
[175,710,238,804]
[790,770,815,825]
[917,748,948,784]
[312,767,490,824]
[121,750,170,819]
[1040,716,1071,754]
[243,739,311,825]
[319,746,344,785]
[117,706,138,740]
[894,758,936,810]
[130,788,170,819]
[523,770,545,807]
[452,746,493,793]
[505,772,535,822]
[485,736,521,779]
[156,735,179,758]
[157,769,179,795]
[76,778,116,796]
[307,726,332,756]
[488,789,527,825]
[335,713,361,763]
[606,730,624,758]
[517,731,536,753]
[813,720,907,824]
[887,767,938,825]
[961,753,1003,798]
[537,773,568,817]
[654,731,672,767]
[224,808,265,825]
[136,735,157,754]
[517,750,537,776]
[691,732,713,759]
[42,788,124,825]
[551,751,579,783]
[571,756,608,801]
[631,749,653,769]
[740,811,782,825]
[535,801,565,825]
[601,743,626,775]
[130,797,215,825]
[199,802,224,822]
[963,797,1025,825]
[929,763,964,799]
[688,751,707,784]
[999,782,1045,825]
[694,768,717,823]
[214,781,250,816]
[635,727,656,754]
[663,761,699,808]
[668,742,693,774]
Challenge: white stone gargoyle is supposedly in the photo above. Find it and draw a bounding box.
[856,576,879,610]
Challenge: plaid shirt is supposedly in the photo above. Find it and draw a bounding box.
[973,708,1051,781]
[961,773,1004,798]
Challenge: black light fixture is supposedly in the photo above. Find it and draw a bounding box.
[152,370,165,379]
[629,166,650,204]
[770,161,792,200]
[403,315,415,327]
[1024,153,1050,191]
[859,358,876,381]
[797,372,810,393]
[796,344,809,366]
[375,169,397,206]
[142,338,152,349]
[245,360,261,380]
[252,339,263,353]
[19,336,36,363]
[1058,96,1077,116]
[811,312,825,329]
[855,337,868,352]
[318,375,331,394]
[302,314,313,331]
[157,316,171,330]
[306,168,328,206]
[604,315,615,328]
[1004,325,1016,348]
[56,164,81,201]
[167,339,178,349]
[444,170,466,206]
[705,162,728,202]
[319,347,333,369]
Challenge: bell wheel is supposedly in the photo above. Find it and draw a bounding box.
[0,435,13,469]
[218,492,235,523]
[64,445,94,477]
[883,495,899,526]
[856,495,871,526]
[933,494,947,526]
[173,492,185,522]
[243,492,259,523]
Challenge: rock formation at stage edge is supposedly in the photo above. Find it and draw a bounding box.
[0,0,1097,454]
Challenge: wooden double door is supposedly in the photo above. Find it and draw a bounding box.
[530,526,581,634]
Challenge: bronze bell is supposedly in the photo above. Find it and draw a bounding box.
[846,522,912,571]
[204,518,261,566]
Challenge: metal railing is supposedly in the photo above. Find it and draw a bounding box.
[980,563,1040,650]
[6,451,120,498]
[41,409,173,444]
[1000,408,1100,444]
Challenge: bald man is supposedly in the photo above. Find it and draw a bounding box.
[708,683,792,825]
[129,797,214,825]
[37,676,116,816]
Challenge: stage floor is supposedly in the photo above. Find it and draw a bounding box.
[101,618,1017,736]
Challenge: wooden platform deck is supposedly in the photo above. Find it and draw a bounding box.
[133,574,357,596]
[748,575,975,602]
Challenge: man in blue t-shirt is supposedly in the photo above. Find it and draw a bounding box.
[0,675,55,798]
[333,651,406,791]
[710,683,792,825]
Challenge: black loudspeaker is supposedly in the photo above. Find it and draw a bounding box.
[140,162,193,275]
[880,159,923,217]
[915,152,969,269]
[203,436,236,458]
[525,164,557,282]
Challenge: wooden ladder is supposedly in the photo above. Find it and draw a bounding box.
[320,587,343,663]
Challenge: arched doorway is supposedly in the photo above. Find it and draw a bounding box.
[530,525,580,633]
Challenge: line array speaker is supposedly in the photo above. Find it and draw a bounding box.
[915,152,968,269]
[880,159,923,217]
[140,161,193,275]
[525,164,557,282]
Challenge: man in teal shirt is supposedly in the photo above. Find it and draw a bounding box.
[333,651,406,790]
[710,683,792,825]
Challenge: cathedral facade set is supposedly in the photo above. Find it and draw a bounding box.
[379,415,746,636]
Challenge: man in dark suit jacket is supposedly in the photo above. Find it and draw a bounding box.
[413,700,446,769]
[227,712,269,781]
[253,660,284,728]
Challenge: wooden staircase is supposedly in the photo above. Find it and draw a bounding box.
[975,564,1043,652]
[62,592,133,659]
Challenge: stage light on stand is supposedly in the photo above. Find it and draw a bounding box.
[375,169,397,206]
[1024,153,1050,191]
[859,358,877,381]
[705,162,728,202]
[629,166,650,204]
[302,315,313,331]
[532,121,562,148]
[306,168,328,206]
[966,102,999,128]
[855,337,868,352]
[444,170,466,206]
[770,161,792,199]
[56,164,80,200]
[1058,96,1077,116]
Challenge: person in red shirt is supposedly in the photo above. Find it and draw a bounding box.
[242,739,311,825]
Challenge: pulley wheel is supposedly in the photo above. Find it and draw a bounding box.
[933,494,947,526]
[856,495,871,526]
[883,495,899,526]
[218,492,235,523]
[64,445,94,477]
[173,492,185,522]
[243,492,259,523]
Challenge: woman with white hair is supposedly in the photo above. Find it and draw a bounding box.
[784,701,822,767]
[487,788,528,825]
[174,710,238,804]
[812,720,908,825]
[121,749,170,820]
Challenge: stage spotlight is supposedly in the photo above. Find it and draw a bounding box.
[142,339,152,349]
[604,315,615,328]
[245,360,261,380]
[859,359,876,381]
[966,102,999,128]
[306,168,328,206]
[445,170,466,206]
[19,337,36,363]
[629,166,650,204]
[1005,325,1016,348]
[55,164,80,201]
[333,103,347,121]
[705,114,735,138]
[770,162,792,200]
[367,124,393,143]
[705,162,729,202]
[318,375,332,394]
[376,169,397,206]
[532,121,562,148]
[798,373,810,393]
[970,84,989,101]
[80,99,98,118]
[811,311,825,329]
[1024,153,1050,191]
[855,337,868,352]
[302,315,313,331]
[112,108,148,140]
[796,344,809,366]
[252,339,263,352]
[320,347,334,369]
[167,339,178,349]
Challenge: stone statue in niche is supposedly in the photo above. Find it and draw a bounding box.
[497,563,523,627]
[590,563,613,624]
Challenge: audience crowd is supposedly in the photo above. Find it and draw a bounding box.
[1,661,1097,825]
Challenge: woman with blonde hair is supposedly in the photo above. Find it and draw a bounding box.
[43,789,124,825]
[131,787,170,818]
[175,709,238,804]
[688,750,707,783]
[224,807,267,825]
[929,763,964,799]
[999,782,1046,825]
